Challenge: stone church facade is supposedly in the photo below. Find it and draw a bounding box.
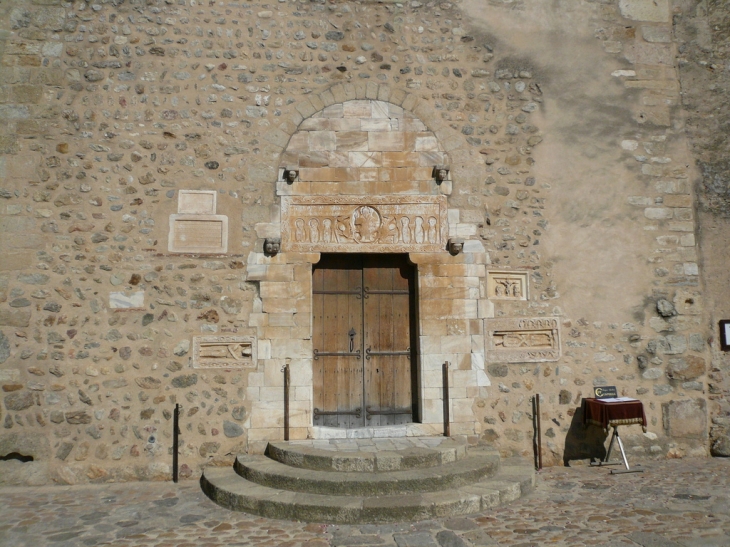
[1,0,728,485]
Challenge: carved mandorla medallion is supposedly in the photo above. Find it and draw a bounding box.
[281,196,448,253]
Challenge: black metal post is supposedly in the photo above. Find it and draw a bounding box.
[535,393,542,471]
[172,403,180,483]
[442,361,450,437]
[282,362,290,441]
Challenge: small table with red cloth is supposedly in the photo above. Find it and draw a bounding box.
[582,397,647,474]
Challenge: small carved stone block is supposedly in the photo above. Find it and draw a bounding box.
[193,336,257,369]
[486,317,561,363]
[487,271,529,300]
[264,238,281,256]
[282,167,299,184]
[447,238,464,256]
[432,165,450,183]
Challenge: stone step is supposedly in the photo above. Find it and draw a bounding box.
[201,459,535,524]
[265,437,468,472]
[233,448,500,496]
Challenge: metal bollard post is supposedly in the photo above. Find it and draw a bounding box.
[173,403,180,483]
[442,361,450,437]
[282,362,290,441]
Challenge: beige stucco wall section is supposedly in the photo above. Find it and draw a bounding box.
[462,0,659,318]
[459,0,708,462]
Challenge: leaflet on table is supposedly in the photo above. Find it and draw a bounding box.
[598,397,638,402]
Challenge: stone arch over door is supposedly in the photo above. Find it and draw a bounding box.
[260,82,457,174]
[277,97,451,200]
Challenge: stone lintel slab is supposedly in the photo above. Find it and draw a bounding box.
[281,195,448,253]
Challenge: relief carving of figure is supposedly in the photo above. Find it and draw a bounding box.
[415,216,425,244]
[322,218,333,243]
[351,206,381,243]
[400,216,411,244]
[427,217,437,243]
[199,343,252,360]
[309,218,320,243]
[294,218,306,242]
[494,278,522,298]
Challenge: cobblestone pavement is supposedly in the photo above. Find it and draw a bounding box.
[1,458,729,547]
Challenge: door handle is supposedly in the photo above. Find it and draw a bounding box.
[348,328,356,352]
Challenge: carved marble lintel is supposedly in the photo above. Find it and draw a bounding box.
[193,336,257,369]
[281,195,448,253]
[485,317,561,363]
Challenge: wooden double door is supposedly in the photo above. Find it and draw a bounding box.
[312,254,418,428]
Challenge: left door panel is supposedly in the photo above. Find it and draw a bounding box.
[312,256,364,427]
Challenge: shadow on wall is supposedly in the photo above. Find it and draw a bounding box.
[562,406,609,466]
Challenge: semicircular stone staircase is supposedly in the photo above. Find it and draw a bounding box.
[201,437,535,523]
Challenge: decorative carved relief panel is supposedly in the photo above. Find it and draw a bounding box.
[281,195,447,253]
[487,270,529,300]
[192,335,257,369]
[485,317,561,363]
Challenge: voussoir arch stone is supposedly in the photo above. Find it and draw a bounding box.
[270,84,453,199]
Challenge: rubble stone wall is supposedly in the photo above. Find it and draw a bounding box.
[673,0,730,457]
[0,0,721,485]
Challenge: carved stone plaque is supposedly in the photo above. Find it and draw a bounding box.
[281,196,447,253]
[178,190,217,214]
[168,215,228,254]
[487,271,529,300]
[193,335,257,369]
[486,317,561,363]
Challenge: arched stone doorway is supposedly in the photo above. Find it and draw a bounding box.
[246,94,490,448]
[279,99,450,432]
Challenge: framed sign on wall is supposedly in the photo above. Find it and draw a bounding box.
[720,320,730,352]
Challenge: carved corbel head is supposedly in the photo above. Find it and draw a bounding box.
[282,167,299,184]
[433,165,450,184]
[447,238,464,256]
[263,238,281,257]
